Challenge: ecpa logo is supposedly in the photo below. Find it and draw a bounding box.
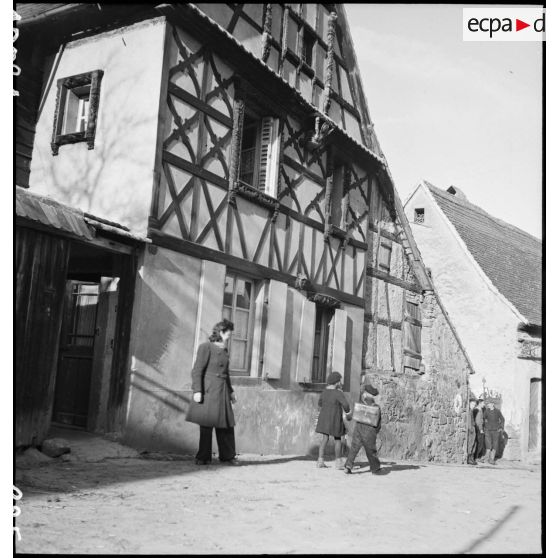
[463,8,545,42]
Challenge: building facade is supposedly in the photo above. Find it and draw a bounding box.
[16,4,474,462]
[404,181,542,461]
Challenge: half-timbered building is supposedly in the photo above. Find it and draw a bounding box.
[16,3,476,462]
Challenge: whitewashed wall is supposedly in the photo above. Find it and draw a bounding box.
[29,18,167,234]
[404,184,538,459]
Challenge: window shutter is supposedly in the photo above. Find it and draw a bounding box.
[403,301,422,370]
[331,308,348,378]
[295,298,317,382]
[193,261,227,368]
[262,279,287,379]
[258,117,280,196]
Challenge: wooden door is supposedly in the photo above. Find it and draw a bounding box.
[52,281,100,428]
[87,279,119,432]
[528,378,542,451]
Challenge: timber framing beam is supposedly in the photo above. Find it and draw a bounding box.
[366,265,423,294]
[155,3,384,171]
[149,229,365,308]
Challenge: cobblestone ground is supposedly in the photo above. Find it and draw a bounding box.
[15,455,541,554]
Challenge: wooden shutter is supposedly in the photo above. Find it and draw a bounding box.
[295,298,317,382]
[192,261,227,367]
[331,308,347,377]
[258,117,280,196]
[262,279,287,379]
[403,300,421,370]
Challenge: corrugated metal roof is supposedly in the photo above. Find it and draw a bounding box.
[15,3,80,21]
[426,182,542,326]
[16,186,95,239]
[17,186,148,243]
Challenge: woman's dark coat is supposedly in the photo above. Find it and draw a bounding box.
[185,341,235,428]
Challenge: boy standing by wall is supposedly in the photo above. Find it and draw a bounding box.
[484,399,505,465]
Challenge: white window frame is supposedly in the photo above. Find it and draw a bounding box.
[223,272,257,376]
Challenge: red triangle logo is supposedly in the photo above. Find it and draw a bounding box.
[516,19,530,31]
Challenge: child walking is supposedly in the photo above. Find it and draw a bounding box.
[315,371,352,469]
[344,384,383,475]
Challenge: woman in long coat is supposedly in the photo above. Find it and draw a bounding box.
[186,319,239,465]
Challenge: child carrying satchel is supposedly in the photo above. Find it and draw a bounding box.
[344,384,383,475]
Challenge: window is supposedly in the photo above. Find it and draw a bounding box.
[311,306,334,383]
[330,164,346,228]
[238,110,280,197]
[302,32,315,66]
[62,85,90,134]
[414,208,425,224]
[403,300,422,373]
[51,70,104,155]
[223,273,256,375]
[239,113,259,186]
[378,241,392,273]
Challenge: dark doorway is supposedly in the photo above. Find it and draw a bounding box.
[52,281,99,428]
[528,378,541,451]
[50,239,137,434]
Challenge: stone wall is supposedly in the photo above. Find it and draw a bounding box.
[363,194,474,463]
[362,290,471,463]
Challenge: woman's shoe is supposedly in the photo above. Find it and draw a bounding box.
[222,458,240,466]
[195,458,211,465]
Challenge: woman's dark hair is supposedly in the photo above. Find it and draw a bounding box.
[209,319,234,342]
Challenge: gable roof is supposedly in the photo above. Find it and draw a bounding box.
[425,181,542,326]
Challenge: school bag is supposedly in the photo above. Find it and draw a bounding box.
[353,402,381,427]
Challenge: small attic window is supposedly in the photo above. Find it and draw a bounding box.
[414,208,425,224]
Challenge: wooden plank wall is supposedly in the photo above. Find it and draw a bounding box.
[15,38,46,188]
[15,226,70,447]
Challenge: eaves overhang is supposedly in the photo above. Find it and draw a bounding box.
[15,186,147,246]
[155,2,386,174]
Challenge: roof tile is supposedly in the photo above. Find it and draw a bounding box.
[426,182,541,326]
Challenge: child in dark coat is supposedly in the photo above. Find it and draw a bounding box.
[315,371,352,469]
[344,384,383,475]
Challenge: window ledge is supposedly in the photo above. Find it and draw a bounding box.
[232,181,279,211]
[298,382,326,392]
[230,376,263,387]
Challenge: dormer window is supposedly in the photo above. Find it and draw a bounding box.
[51,70,104,155]
[414,207,425,224]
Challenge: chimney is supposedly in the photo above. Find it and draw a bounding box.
[446,185,467,200]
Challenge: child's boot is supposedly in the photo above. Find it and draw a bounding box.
[316,457,327,468]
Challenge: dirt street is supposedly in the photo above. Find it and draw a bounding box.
[15,455,541,554]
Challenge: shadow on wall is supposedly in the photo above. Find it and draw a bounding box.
[42,48,156,232]
[133,270,181,370]
[131,371,191,413]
